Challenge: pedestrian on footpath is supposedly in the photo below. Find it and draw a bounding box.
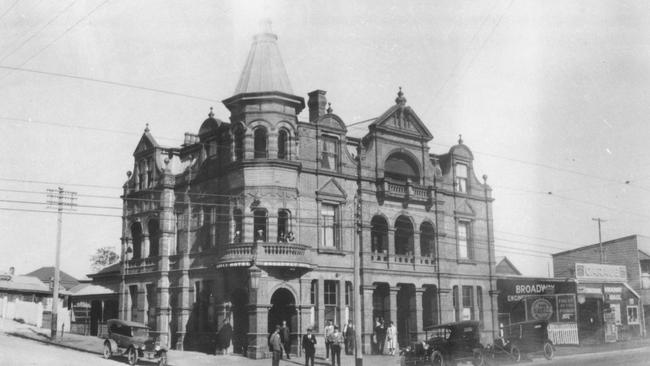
[386,321,397,356]
[324,319,334,360]
[328,325,344,366]
[269,325,282,366]
[344,320,354,355]
[375,318,386,355]
[280,320,291,359]
[302,327,317,366]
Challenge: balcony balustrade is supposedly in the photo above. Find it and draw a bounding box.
[217,241,312,269]
[367,251,436,270]
[125,257,157,274]
[378,178,432,208]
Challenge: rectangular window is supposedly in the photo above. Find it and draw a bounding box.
[462,286,474,320]
[324,280,339,325]
[477,286,484,324]
[321,136,338,170]
[455,163,468,193]
[146,284,155,328]
[627,306,639,324]
[457,221,470,259]
[129,285,138,322]
[321,204,337,248]
[452,285,459,321]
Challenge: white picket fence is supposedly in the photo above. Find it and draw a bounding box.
[548,322,579,345]
[0,297,43,327]
[0,296,70,331]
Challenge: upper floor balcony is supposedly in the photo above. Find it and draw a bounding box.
[125,257,158,275]
[217,241,313,269]
[376,178,432,209]
[366,251,437,272]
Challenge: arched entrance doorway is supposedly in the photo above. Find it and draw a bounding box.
[268,288,297,354]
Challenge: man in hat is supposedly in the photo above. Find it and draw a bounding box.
[302,327,317,366]
[269,325,282,366]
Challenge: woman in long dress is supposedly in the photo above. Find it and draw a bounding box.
[386,321,397,356]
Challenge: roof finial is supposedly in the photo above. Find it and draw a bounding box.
[458,134,463,145]
[260,19,273,34]
[208,106,214,118]
[395,86,406,106]
[326,102,333,114]
[144,123,150,133]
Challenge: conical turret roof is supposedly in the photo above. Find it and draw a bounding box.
[234,22,293,95]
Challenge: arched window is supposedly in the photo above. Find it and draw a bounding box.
[233,209,243,243]
[385,152,420,183]
[234,128,245,161]
[420,222,435,257]
[130,222,143,260]
[277,209,290,242]
[371,216,388,253]
[278,129,289,160]
[147,219,160,257]
[254,127,268,159]
[394,216,414,255]
[253,209,268,242]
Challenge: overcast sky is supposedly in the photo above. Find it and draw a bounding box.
[1,0,649,279]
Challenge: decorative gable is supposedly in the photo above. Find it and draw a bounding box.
[316,113,347,132]
[316,178,347,202]
[133,128,159,156]
[370,88,433,141]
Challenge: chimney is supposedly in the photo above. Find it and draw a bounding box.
[308,90,327,122]
[9,267,14,275]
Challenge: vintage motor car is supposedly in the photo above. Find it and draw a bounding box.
[103,319,168,366]
[400,320,485,366]
[485,320,554,362]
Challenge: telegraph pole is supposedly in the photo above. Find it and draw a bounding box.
[46,187,77,339]
[592,218,606,263]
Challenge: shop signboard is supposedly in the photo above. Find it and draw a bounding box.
[575,263,627,282]
[557,294,576,322]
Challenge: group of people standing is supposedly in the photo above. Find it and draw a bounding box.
[268,319,356,366]
[373,317,398,356]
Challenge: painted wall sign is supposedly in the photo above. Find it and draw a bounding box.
[575,263,627,282]
[530,298,554,320]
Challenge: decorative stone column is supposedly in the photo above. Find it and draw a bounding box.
[414,288,424,341]
[389,287,399,325]
[317,279,325,332]
[156,161,175,348]
[438,288,453,324]
[361,285,375,354]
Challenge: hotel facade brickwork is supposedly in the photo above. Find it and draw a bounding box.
[113,28,497,358]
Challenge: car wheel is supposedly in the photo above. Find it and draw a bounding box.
[431,351,444,366]
[158,351,168,366]
[510,345,521,363]
[543,342,554,360]
[472,349,485,366]
[102,342,112,359]
[127,347,138,366]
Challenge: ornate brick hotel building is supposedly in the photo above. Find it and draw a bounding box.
[116,26,497,358]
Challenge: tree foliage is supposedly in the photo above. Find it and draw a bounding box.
[90,246,120,272]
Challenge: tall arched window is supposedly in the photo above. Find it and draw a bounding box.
[371,216,389,253]
[277,209,290,242]
[234,128,245,161]
[130,222,143,260]
[254,127,268,159]
[394,216,414,255]
[278,129,289,160]
[253,209,268,242]
[233,209,243,243]
[385,152,420,183]
[147,219,160,257]
[420,222,435,257]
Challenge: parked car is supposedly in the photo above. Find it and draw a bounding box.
[500,320,554,361]
[400,320,485,366]
[103,319,168,366]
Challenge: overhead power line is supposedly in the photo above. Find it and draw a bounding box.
[0,65,219,103]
